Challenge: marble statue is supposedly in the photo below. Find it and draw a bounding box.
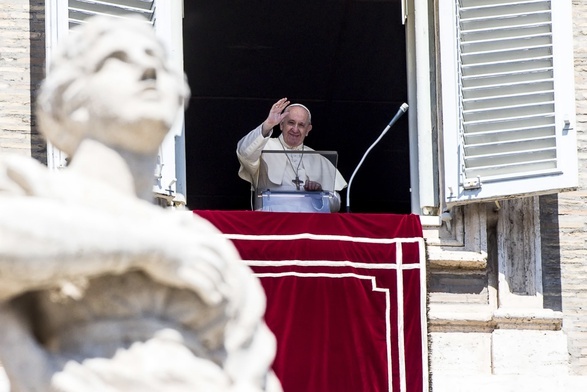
[0,15,281,392]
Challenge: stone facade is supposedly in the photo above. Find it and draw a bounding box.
[0,0,45,163]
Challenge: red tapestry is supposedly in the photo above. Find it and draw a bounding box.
[195,210,428,392]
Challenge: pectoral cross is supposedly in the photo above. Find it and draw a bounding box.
[292,176,304,191]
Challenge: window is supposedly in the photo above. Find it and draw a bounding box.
[439,0,577,207]
[182,1,410,212]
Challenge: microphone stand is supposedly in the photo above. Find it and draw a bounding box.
[345,103,409,213]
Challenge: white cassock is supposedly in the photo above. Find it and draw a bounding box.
[237,124,347,212]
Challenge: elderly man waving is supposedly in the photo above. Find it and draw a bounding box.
[237,98,347,212]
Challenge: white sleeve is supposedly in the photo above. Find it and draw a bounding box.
[236,124,273,184]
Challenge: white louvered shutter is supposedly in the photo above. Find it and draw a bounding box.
[68,0,155,27]
[46,0,186,206]
[439,0,577,206]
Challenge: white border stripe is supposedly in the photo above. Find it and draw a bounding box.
[223,232,423,244]
[253,272,393,391]
[383,282,393,392]
[419,239,430,391]
[396,242,407,392]
[245,259,422,270]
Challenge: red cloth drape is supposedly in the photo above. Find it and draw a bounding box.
[195,211,427,392]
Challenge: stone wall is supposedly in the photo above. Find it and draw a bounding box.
[559,0,587,375]
[0,0,45,163]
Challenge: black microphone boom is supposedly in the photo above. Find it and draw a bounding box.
[345,103,409,213]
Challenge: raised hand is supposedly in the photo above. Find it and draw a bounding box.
[262,97,290,135]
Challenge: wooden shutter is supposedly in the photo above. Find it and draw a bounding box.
[439,0,577,206]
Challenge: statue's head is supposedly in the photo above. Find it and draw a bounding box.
[36,15,190,156]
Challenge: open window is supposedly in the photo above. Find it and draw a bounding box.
[182,1,411,213]
[438,0,577,207]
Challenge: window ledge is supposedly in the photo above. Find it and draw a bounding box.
[427,248,487,270]
[429,304,563,331]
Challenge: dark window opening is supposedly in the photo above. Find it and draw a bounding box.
[183,0,410,213]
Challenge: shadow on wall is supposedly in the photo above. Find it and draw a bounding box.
[484,198,562,312]
[539,194,563,312]
[30,0,47,165]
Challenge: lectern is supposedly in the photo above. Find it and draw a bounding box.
[255,150,339,213]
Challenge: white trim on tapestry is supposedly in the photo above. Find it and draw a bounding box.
[254,272,395,392]
[222,233,424,244]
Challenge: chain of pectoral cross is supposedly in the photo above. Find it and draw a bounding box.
[279,139,305,190]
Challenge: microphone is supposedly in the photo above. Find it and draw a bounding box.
[345,103,409,213]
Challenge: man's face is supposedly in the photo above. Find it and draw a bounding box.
[280,106,312,148]
[81,30,185,152]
